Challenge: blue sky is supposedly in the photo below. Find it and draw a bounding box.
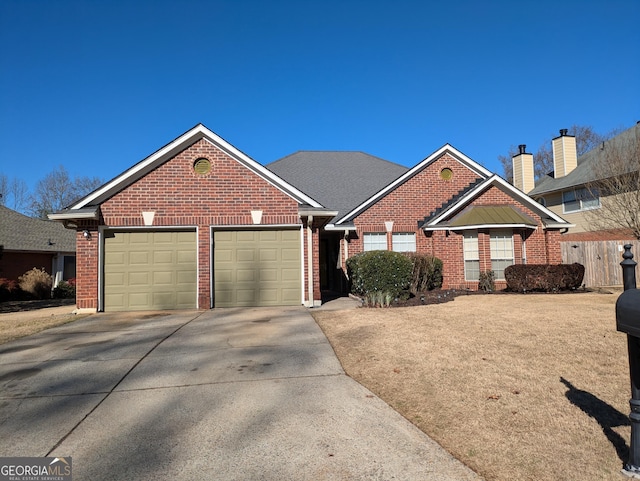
[1,0,638,194]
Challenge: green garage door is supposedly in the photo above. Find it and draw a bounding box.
[104,230,197,311]
[214,229,301,307]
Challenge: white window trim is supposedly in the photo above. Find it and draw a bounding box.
[392,232,416,252]
[490,229,514,280]
[463,231,479,281]
[363,232,387,251]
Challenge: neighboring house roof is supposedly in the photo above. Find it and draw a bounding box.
[334,144,493,225]
[51,124,323,220]
[421,175,571,231]
[267,151,408,222]
[0,205,75,253]
[530,122,640,196]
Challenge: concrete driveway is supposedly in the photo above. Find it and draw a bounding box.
[0,307,480,480]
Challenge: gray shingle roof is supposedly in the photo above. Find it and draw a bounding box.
[530,123,640,196]
[267,151,409,221]
[0,205,76,253]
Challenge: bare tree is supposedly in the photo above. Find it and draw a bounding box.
[499,125,608,182]
[0,174,29,213]
[585,125,640,238]
[28,166,102,219]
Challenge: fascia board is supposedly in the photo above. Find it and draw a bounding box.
[424,223,537,232]
[426,175,571,228]
[324,223,357,231]
[335,144,492,224]
[70,124,322,210]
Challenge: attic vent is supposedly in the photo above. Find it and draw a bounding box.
[193,158,211,175]
[440,168,453,181]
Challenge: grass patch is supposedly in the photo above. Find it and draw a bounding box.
[313,292,629,481]
[0,313,88,344]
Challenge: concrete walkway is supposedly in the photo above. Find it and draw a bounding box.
[0,306,480,480]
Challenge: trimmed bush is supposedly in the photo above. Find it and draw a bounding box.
[404,253,443,294]
[18,268,53,299]
[347,251,413,306]
[479,270,496,292]
[53,278,76,299]
[504,264,585,292]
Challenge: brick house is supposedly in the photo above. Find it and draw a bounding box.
[50,124,571,311]
[1,205,76,286]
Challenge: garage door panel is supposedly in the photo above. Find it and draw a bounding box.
[128,272,150,285]
[154,250,174,264]
[214,229,301,307]
[237,249,255,262]
[104,230,196,311]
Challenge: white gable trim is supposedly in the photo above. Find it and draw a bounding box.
[335,144,493,224]
[424,174,571,228]
[69,124,322,210]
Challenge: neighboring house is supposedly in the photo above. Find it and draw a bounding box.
[513,123,640,240]
[511,123,640,286]
[49,124,571,312]
[0,205,76,286]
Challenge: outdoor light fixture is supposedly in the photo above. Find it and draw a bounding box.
[83,230,91,239]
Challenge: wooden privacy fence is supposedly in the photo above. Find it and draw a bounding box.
[561,239,640,287]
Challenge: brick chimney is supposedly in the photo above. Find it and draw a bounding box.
[552,129,577,178]
[512,144,535,193]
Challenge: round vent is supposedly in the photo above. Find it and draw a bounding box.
[440,168,453,180]
[193,158,211,175]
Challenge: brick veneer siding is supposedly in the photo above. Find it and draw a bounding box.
[76,139,314,310]
[344,154,564,290]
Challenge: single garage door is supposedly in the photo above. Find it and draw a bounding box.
[214,229,301,307]
[104,230,197,311]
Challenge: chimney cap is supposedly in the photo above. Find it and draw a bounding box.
[560,128,569,136]
[518,144,527,154]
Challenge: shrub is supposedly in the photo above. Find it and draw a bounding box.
[347,250,413,306]
[0,278,20,301]
[504,264,585,292]
[479,270,496,292]
[53,278,76,299]
[404,253,443,294]
[18,268,53,299]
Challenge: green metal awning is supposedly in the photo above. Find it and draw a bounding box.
[447,206,537,229]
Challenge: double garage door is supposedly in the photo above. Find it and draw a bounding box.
[103,229,301,311]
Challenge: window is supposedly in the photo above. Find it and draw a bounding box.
[363,233,387,251]
[490,229,514,280]
[463,231,479,281]
[392,232,416,252]
[562,188,600,213]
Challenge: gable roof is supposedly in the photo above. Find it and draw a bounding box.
[0,205,75,253]
[421,175,572,231]
[530,122,640,196]
[51,124,322,219]
[333,144,493,225]
[267,151,408,222]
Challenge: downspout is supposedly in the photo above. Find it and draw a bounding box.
[307,215,314,307]
[343,230,349,276]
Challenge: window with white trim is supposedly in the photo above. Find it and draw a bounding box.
[463,231,479,281]
[562,187,600,213]
[490,229,514,280]
[363,233,387,251]
[392,232,416,252]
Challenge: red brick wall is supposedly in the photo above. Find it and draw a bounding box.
[0,252,55,282]
[345,155,564,290]
[77,139,307,309]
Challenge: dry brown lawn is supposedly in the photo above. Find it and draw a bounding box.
[313,291,630,481]
[0,311,88,344]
